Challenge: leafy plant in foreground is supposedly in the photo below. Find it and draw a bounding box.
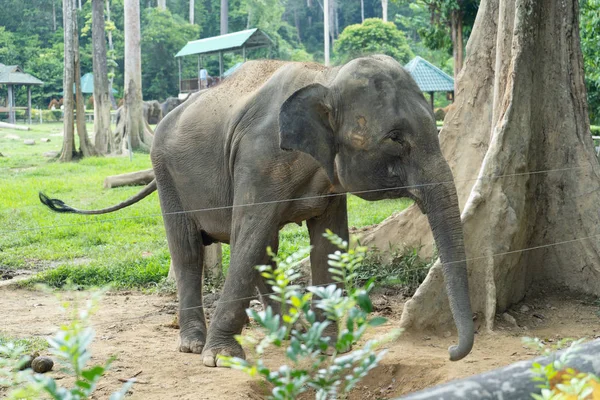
[0,289,133,399]
[523,337,600,399]
[223,231,401,400]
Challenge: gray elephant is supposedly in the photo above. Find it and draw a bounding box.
[40,55,474,367]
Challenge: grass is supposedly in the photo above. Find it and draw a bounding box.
[0,335,48,354]
[1,123,411,289]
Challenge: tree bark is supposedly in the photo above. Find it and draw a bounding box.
[53,0,57,31]
[189,0,194,24]
[220,0,228,35]
[382,0,388,22]
[106,0,118,110]
[450,9,464,83]
[74,4,99,157]
[92,0,113,154]
[115,0,153,153]
[362,0,600,336]
[157,0,166,10]
[59,0,77,162]
[361,0,365,22]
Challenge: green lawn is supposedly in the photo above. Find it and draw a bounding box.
[0,123,410,289]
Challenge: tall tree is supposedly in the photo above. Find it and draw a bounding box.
[363,0,600,335]
[382,0,388,21]
[361,0,365,22]
[189,0,194,24]
[106,0,117,109]
[59,0,77,162]
[92,0,113,153]
[114,0,153,152]
[73,4,99,157]
[157,0,166,10]
[220,0,228,34]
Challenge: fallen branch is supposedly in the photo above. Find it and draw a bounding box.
[104,169,154,189]
[0,121,30,131]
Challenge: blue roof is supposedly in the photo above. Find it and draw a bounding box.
[404,56,454,92]
[175,29,273,58]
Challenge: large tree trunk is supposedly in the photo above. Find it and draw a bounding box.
[363,0,600,336]
[157,0,166,10]
[74,4,100,157]
[115,0,153,153]
[189,0,194,24]
[59,0,77,162]
[220,0,228,35]
[92,0,113,154]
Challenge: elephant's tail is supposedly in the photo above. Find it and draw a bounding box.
[39,179,157,215]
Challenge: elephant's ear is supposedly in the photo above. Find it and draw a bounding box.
[279,83,336,183]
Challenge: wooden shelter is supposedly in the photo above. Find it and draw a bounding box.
[0,63,44,124]
[175,28,273,95]
[404,56,454,110]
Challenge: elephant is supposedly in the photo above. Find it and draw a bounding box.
[39,55,474,367]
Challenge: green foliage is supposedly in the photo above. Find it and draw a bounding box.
[581,0,600,125]
[524,337,600,399]
[141,9,200,100]
[357,247,436,294]
[222,232,401,400]
[334,18,414,65]
[0,290,133,399]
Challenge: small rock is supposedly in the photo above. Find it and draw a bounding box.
[502,312,518,327]
[443,331,452,338]
[40,138,50,143]
[519,304,530,313]
[533,313,545,320]
[23,139,35,145]
[43,151,59,158]
[423,336,431,341]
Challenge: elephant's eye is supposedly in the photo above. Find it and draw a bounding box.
[385,130,411,156]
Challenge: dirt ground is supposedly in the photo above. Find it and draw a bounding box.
[1,284,598,399]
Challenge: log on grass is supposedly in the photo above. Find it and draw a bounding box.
[0,121,31,131]
[104,169,154,188]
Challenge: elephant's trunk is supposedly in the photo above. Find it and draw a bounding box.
[421,166,474,361]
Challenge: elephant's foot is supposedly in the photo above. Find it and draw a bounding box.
[179,329,206,354]
[202,338,245,367]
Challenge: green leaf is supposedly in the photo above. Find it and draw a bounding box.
[367,317,388,327]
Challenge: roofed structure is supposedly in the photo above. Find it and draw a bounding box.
[176,28,273,58]
[404,56,454,110]
[0,63,43,124]
[175,29,274,95]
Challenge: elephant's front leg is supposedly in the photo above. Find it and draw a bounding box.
[202,208,278,367]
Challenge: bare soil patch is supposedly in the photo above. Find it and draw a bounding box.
[1,286,598,399]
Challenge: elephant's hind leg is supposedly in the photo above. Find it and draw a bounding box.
[158,180,207,354]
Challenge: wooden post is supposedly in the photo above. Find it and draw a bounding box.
[219,51,223,78]
[39,108,43,124]
[27,86,32,125]
[429,92,434,111]
[197,55,201,90]
[178,57,182,93]
[7,84,14,124]
[242,45,246,61]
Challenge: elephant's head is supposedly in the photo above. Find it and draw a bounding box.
[278,55,474,361]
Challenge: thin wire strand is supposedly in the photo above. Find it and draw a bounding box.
[21,229,594,330]
[0,165,587,234]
